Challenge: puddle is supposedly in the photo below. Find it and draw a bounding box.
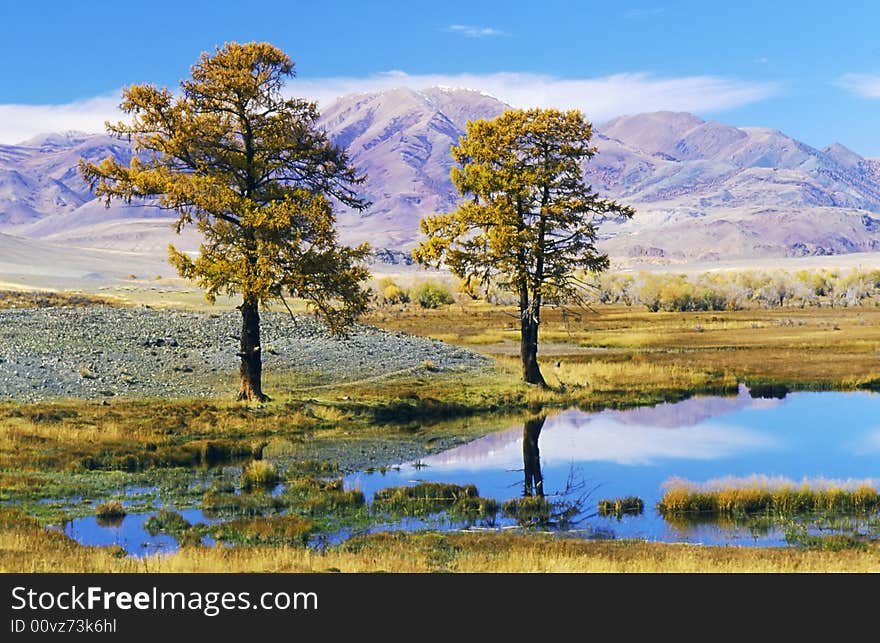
[61,508,217,557]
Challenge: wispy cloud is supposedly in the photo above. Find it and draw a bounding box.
[0,71,778,144]
[0,94,122,145]
[837,73,880,98]
[295,70,779,123]
[446,24,504,38]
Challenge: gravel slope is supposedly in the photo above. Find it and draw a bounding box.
[0,306,490,402]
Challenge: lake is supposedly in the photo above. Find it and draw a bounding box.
[57,386,880,552]
[346,385,880,546]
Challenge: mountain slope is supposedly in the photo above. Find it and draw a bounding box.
[317,87,506,248]
[3,91,880,264]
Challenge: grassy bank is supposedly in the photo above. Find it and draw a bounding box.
[3,510,879,573]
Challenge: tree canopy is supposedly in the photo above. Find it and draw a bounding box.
[414,108,634,385]
[80,42,371,400]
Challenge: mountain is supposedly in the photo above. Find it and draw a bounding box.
[586,111,880,261]
[3,89,880,265]
[0,133,199,254]
[318,87,506,248]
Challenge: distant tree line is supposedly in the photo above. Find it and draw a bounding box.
[587,268,880,311]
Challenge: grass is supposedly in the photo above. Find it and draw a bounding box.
[201,490,287,519]
[94,501,126,526]
[0,290,119,308]
[5,509,880,572]
[210,516,315,546]
[284,476,366,514]
[143,509,204,547]
[5,301,880,571]
[502,496,553,526]
[658,476,880,517]
[372,482,480,517]
[366,302,880,391]
[239,460,280,491]
[597,497,645,518]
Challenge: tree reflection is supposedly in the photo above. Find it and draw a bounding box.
[523,416,546,497]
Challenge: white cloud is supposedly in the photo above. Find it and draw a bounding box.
[446,24,504,38]
[837,73,880,98]
[294,70,779,124]
[0,94,123,144]
[0,71,778,144]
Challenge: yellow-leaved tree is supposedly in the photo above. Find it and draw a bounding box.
[80,42,371,401]
[414,108,634,386]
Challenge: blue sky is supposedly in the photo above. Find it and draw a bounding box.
[1,0,879,153]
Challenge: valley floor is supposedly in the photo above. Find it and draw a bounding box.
[3,296,880,572]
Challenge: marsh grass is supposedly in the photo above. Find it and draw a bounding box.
[94,501,126,526]
[0,399,306,473]
[658,476,880,517]
[210,516,315,546]
[502,496,553,527]
[597,496,644,518]
[286,460,339,477]
[143,509,204,547]
[446,496,499,521]
[239,461,280,491]
[372,483,480,517]
[143,509,192,537]
[283,476,365,513]
[201,490,287,518]
[5,508,880,572]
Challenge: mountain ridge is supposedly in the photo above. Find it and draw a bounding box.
[3,87,880,264]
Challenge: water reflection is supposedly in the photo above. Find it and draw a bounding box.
[423,406,776,469]
[522,416,545,497]
[62,508,215,557]
[344,388,880,547]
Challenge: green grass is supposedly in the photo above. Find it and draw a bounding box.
[143,509,205,547]
[372,482,480,517]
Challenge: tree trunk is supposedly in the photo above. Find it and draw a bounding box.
[523,416,545,497]
[237,297,269,402]
[520,318,545,385]
[520,285,545,386]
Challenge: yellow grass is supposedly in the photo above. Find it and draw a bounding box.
[658,476,880,515]
[3,511,879,573]
[367,303,880,389]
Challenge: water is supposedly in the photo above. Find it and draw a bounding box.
[61,508,216,557]
[55,387,880,551]
[345,386,880,546]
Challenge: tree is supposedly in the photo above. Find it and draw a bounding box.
[414,108,634,385]
[80,42,370,401]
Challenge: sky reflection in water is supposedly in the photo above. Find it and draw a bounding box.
[345,386,880,546]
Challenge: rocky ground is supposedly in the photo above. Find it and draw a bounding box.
[0,306,491,402]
